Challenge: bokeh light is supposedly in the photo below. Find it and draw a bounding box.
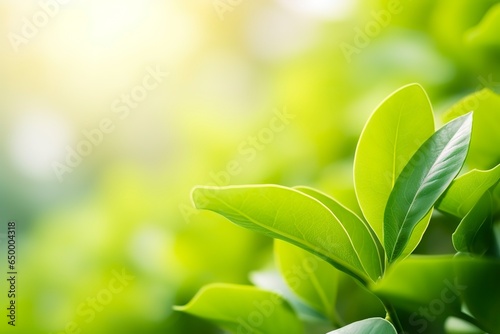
[0,0,499,333]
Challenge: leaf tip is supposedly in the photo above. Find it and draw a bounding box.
[458,111,474,125]
[404,82,424,91]
[172,305,186,312]
[456,111,474,139]
[190,185,217,209]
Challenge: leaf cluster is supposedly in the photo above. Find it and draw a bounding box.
[177,84,500,333]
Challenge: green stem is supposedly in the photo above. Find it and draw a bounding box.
[382,300,404,333]
[354,279,404,331]
[452,311,487,332]
[327,309,346,329]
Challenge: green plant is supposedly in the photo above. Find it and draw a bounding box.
[175,84,500,334]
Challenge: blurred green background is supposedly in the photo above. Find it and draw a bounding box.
[0,0,499,333]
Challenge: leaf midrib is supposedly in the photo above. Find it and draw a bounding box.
[390,120,468,258]
[391,108,403,188]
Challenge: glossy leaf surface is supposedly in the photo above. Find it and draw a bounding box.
[384,113,472,262]
[354,84,435,258]
[192,185,382,283]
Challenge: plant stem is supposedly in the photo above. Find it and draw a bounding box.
[382,300,404,333]
[329,308,346,329]
[452,311,488,332]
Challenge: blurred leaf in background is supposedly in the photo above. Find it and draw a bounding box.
[0,0,499,333]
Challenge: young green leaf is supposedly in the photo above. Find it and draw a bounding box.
[384,113,473,263]
[354,84,435,254]
[443,88,500,169]
[274,239,341,325]
[174,283,302,334]
[397,209,433,261]
[452,192,493,255]
[326,318,397,334]
[437,164,500,217]
[294,186,384,281]
[191,185,380,283]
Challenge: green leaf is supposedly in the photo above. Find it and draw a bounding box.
[191,185,381,283]
[437,164,500,217]
[274,239,341,325]
[397,209,433,262]
[384,113,473,263]
[326,318,396,334]
[354,84,435,257]
[174,283,302,334]
[465,4,500,49]
[294,186,384,281]
[371,256,462,314]
[452,192,493,255]
[443,88,500,169]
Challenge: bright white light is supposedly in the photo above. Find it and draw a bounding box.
[276,0,355,20]
[88,0,151,43]
[8,108,73,181]
[246,6,317,60]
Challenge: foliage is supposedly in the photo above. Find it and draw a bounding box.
[177,84,500,333]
